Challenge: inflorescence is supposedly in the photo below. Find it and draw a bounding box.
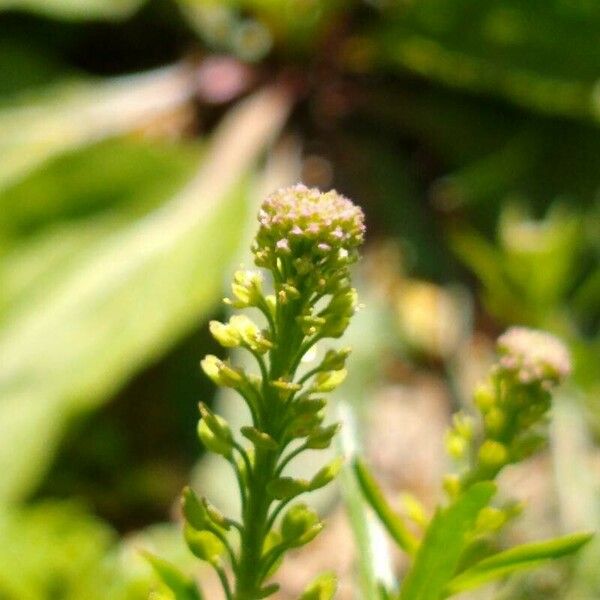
[184,184,364,600]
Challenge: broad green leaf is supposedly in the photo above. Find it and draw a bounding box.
[0,0,146,20]
[376,0,600,121]
[354,458,418,556]
[0,85,291,502]
[143,552,203,600]
[445,532,593,594]
[0,65,195,192]
[0,501,154,599]
[399,482,496,600]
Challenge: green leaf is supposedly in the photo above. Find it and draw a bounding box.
[0,66,194,192]
[143,551,203,600]
[377,1,600,121]
[0,0,147,20]
[0,85,291,502]
[445,532,594,595]
[353,458,418,556]
[399,482,496,600]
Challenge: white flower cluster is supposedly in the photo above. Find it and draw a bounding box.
[497,326,571,389]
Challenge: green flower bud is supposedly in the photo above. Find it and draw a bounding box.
[309,457,343,490]
[281,504,321,546]
[229,314,272,354]
[270,378,302,399]
[198,418,233,457]
[182,486,208,530]
[297,314,326,336]
[443,474,461,498]
[313,369,347,392]
[320,347,352,371]
[484,407,506,436]
[293,398,327,415]
[446,431,468,460]
[184,526,224,566]
[475,506,508,534]
[230,269,263,308]
[478,440,509,470]
[400,493,428,528]
[200,355,243,387]
[199,403,232,444]
[241,426,278,450]
[474,383,495,412]
[267,477,311,500]
[208,320,241,348]
[299,573,337,600]
[306,423,341,449]
[203,498,230,530]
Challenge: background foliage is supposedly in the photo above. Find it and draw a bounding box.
[0,1,598,598]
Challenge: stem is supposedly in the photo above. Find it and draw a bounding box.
[234,448,278,599]
[216,564,234,600]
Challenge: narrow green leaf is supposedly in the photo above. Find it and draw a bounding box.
[0,0,146,21]
[399,482,496,600]
[446,532,594,595]
[142,551,203,600]
[354,458,418,556]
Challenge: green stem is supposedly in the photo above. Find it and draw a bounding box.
[234,448,278,599]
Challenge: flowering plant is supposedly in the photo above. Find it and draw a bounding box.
[149,184,364,599]
[356,327,592,600]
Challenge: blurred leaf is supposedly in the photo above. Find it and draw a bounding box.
[446,532,593,594]
[399,482,496,600]
[0,38,66,98]
[0,501,150,599]
[354,458,418,556]
[0,65,195,192]
[0,0,147,20]
[0,85,291,503]
[377,0,600,121]
[143,552,203,600]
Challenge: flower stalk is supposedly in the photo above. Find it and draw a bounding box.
[183,184,365,599]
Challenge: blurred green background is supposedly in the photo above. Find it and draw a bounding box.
[0,1,598,598]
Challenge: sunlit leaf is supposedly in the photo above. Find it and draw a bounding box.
[399,482,496,600]
[0,0,146,21]
[0,85,291,502]
[446,532,593,594]
[0,65,195,192]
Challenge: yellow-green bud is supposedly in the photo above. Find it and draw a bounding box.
[309,456,343,490]
[445,432,468,459]
[209,320,241,348]
[474,383,495,412]
[200,355,243,387]
[484,407,506,436]
[184,527,224,566]
[281,504,321,546]
[313,369,347,392]
[478,440,509,469]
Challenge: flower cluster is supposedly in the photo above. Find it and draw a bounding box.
[497,326,571,389]
[445,327,571,494]
[175,185,364,600]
